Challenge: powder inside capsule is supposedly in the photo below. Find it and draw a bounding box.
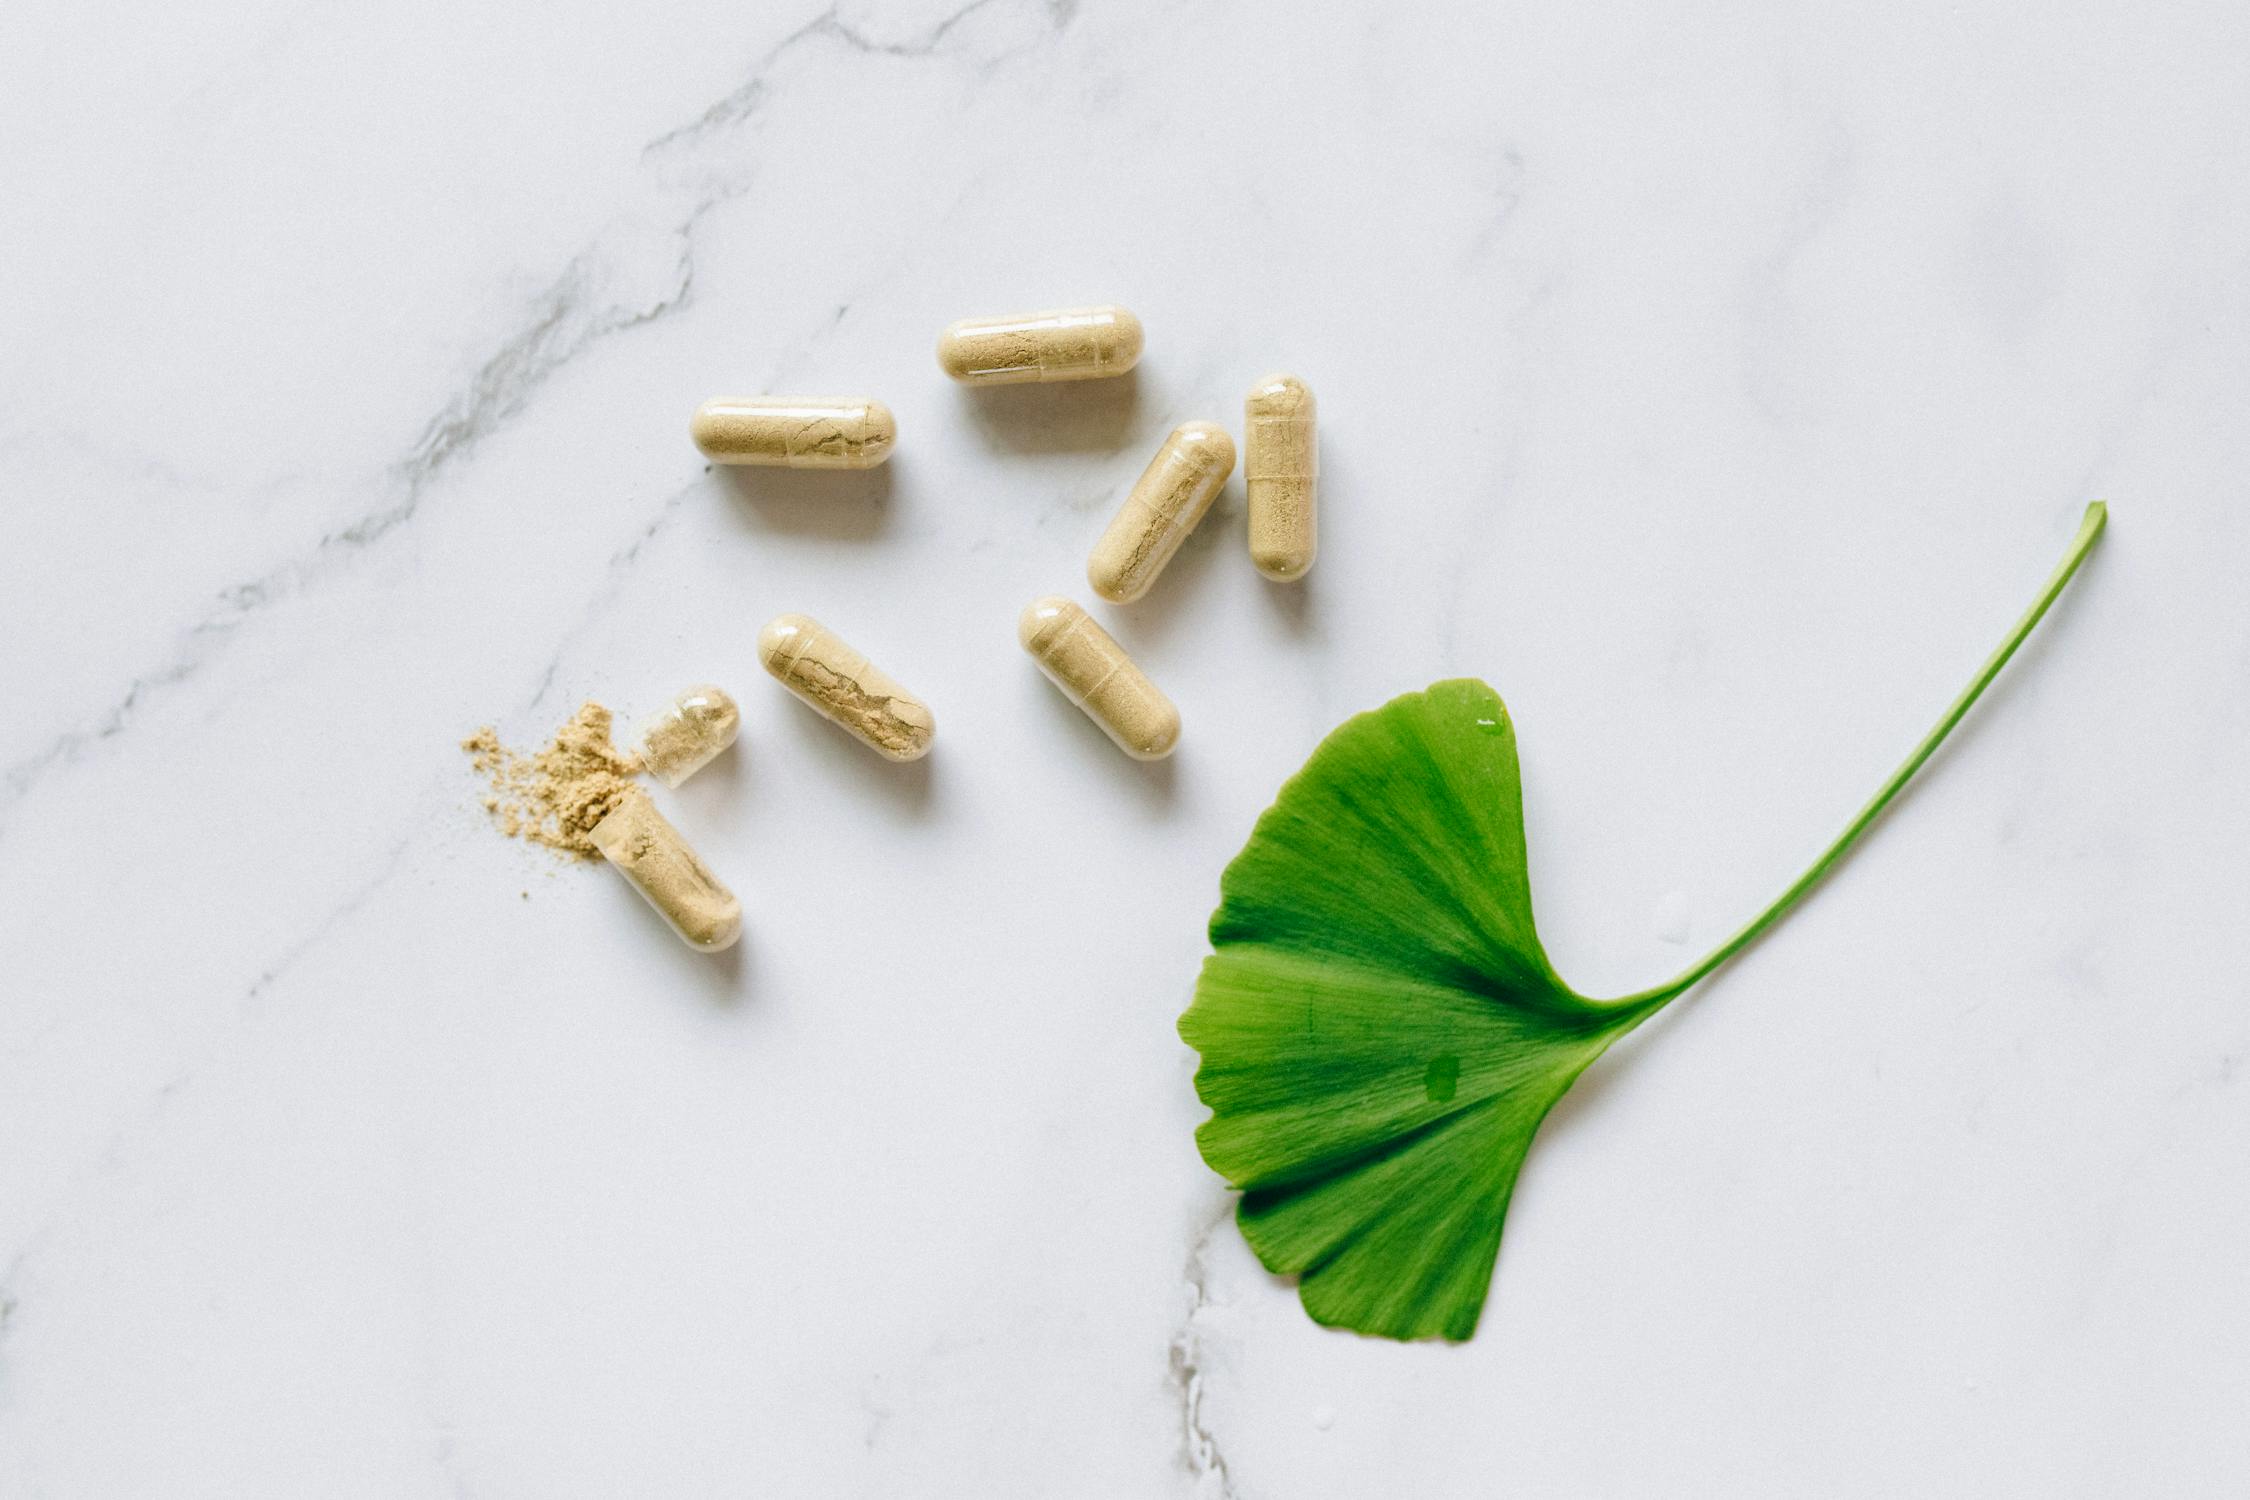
[463,702,643,859]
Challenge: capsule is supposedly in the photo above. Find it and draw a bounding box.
[633,684,740,789]
[936,306,1143,386]
[757,614,935,761]
[1018,597,1180,760]
[1087,421,1235,604]
[690,397,896,469]
[1245,374,1317,580]
[589,788,742,951]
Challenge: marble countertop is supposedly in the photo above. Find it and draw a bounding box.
[4,0,2247,1493]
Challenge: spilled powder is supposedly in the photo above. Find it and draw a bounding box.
[462,702,643,859]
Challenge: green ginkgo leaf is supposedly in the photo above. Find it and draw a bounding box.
[1180,504,2107,1342]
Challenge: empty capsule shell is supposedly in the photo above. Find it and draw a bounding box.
[757,614,935,761]
[633,684,740,789]
[1245,374,1317,580]
[936,306,1143,385]
[1019,597,1179,760]
[1087,421,1235,604]
[690,397,896,469]
[589,788,742,952]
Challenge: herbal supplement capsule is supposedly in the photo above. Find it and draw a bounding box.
[1087,421,1236,604]
[633,684,740,789]
[589,788,742,952]
[689,397,896,469]
[1018,597,1180,760]
[1245,374,1317,581]
[936,306,1143,386]
[757,614,935,762]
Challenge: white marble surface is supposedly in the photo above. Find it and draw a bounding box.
[4,0,2248,1493]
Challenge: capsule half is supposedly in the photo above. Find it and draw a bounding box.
[936,306,1143,385]
[589,789,742,952]
[1087,421,1235,604]
[757,614,935,762]
[691,397,896,469]
[633,684,740,789]
[1019,597,1179,760]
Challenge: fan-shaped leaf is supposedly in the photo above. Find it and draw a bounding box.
[1182,681,1647,1341]
[1180,505,2107,1342]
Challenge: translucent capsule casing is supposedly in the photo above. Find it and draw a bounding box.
[690,397,896,469]
[1018,596,1180,760]
[1245,374,1317,581]
[936,306,1143,386]
[589,789,742,952]
[1087,421,1236,605]
[757,613,935,762]
[634,684,740,789]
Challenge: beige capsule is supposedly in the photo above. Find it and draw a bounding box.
[589,788,742,952]
[936,306,1143,385]
[1245,374,1317,581]
[1087,421,1236,604]
[633,684,740,789]
[1018,597,1180,760]
[757,614,935,761]
[690,397,896,469]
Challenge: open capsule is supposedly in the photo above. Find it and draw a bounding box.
[632,684,740,789]
[588,789,742,952]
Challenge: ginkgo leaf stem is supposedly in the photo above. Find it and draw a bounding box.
[1611,501,2108,1015]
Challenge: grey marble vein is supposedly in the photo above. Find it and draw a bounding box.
[0,827,419,1304]
[1738,123,1858,422]
[237,830,418,1006]
[0,0,1078,842]
[0,230,698,839]
[1460,145,1529,265]
[0,1253,27,1406]
[1168,1200,1240,1499]
[520,475,707,715]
